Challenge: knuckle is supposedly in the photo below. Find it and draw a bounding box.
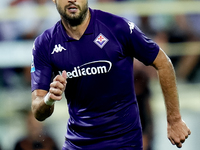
[49,92,62,101]
[55,81,60,87]
[185,134,188,139]
[55,89,61,94]
[55,81,65,89]
[174,137,181,144]
[181,139,185,143]
[50,82,54,87]
[177,143,182,148]
[54,75,60,80]
[51,95,57,100]
[49,87,54,93]
[188,129,191,135]
[49,87,59,94]
[48,92,54,99]
[180,136,186,143]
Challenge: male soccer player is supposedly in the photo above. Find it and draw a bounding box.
[31,0,191,149]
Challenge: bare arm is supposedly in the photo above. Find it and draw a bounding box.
[151,49,191,148]
[32,71,67,121]
[32,89,54,121]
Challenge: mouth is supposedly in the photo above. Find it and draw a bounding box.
[67,5,78,13]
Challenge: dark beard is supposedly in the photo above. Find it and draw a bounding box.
[56,2,88,27]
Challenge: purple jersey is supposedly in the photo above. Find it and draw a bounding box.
[31,8,159,150]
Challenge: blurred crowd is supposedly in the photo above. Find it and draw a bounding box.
[0,0,200,150]
[13,110,59,150]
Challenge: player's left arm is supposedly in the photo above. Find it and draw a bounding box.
[151,48,191,148]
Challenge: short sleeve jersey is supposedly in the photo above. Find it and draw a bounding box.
[31,8,159,150]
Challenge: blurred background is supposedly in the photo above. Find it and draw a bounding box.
[0,0,200,150]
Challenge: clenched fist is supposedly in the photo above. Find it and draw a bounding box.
[168,119,191,148]
[48,70,67,102]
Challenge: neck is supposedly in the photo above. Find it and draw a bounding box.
[62,9,90,40]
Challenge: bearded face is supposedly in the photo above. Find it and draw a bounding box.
[55,0,89,27]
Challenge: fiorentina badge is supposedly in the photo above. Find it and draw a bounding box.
[94,33,109,49]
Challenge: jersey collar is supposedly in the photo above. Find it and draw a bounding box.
[60,8,95,42]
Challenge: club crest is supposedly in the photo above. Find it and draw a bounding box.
[94,33,109,48]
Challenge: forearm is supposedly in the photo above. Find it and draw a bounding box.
[152,49,181,123]
[157,61,181,122]
[31,71,67,121]
[32,91,54,121]
[152,49,191,148]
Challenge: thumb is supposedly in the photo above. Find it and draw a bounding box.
[62,70,67,80]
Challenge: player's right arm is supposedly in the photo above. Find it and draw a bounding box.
[32,89,53,121]
[32,71,67,121]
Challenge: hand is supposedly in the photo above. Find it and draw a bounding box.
[49,70,67,102]
[167,119,191,148]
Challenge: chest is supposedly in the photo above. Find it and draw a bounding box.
[50,32,124,73]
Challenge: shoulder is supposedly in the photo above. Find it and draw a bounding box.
[94,9,126,24]
[34,21,61,49]
[93,9,134,39]
[94,9,131,32]
[33,21,61,56]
